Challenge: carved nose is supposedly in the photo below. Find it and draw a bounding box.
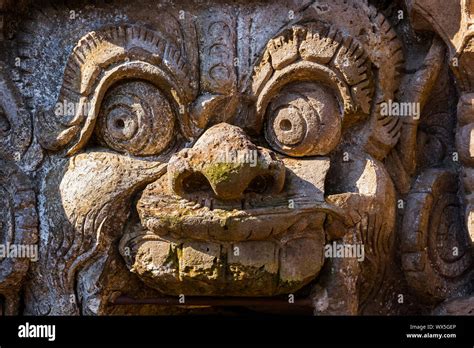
[168,123,285,200]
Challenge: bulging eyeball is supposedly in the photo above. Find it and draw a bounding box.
[96,80,175,156]
[264,82,342,157]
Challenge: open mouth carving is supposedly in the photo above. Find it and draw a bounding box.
[120,207,330,297]
[118,124,349,297]
[115,123,350,297]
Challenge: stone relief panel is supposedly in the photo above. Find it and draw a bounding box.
[0,0,472,316]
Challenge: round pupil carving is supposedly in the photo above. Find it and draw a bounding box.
[96,80,175,156]
[114,119,125,129]
[279,119,292,131]
[272,106,306,146]
[265,82,342,157]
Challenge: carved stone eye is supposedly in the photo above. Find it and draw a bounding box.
[265,82,341,157]
[96,80,175,156]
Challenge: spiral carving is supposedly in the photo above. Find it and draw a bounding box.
[264,82,341,157]
[96,81,176,156]
[401,169,473,302]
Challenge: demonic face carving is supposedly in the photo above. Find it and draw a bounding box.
[30,3,400,313]
[0,0,471,316]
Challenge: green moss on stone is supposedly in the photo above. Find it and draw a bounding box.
[203,162,241,184]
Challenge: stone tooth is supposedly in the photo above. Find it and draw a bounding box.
[178,241,222,282]
[227,241,278,274]
[278,236,325,289]
[226,241,278,295]
[131,239,179,282]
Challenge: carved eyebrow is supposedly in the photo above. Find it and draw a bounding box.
[250,23,375,133]
[37,25,199,156]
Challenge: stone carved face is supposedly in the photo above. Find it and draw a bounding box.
[0,0,467,316]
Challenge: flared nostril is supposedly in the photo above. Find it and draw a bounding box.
[175,170,282,200]
[180,172,212,194]
[244,174,275,195]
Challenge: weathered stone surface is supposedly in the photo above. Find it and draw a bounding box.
[0,0,471,316]
[401,169,473,303]
[0,160,37,315]
[432,295,474,315]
